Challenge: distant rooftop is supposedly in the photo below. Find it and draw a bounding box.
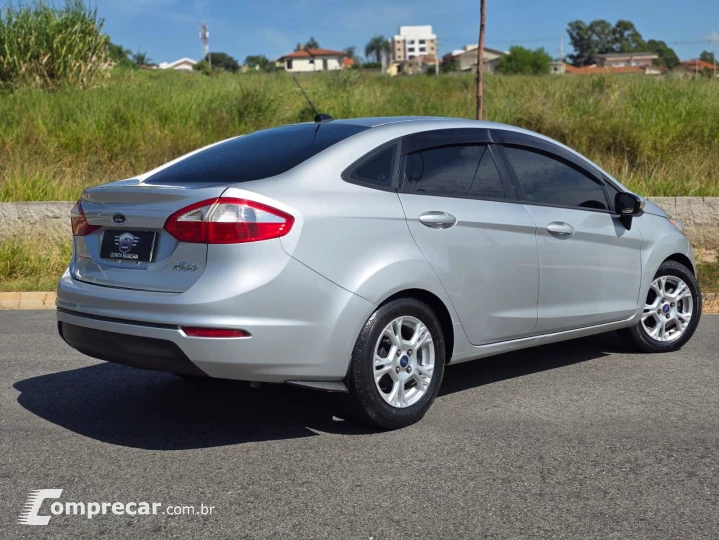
[278,48,347,60]
[593,52,658,58]
[396,25,435,38]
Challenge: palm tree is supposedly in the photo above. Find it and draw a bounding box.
[132,51,151,67]
[365,35,390,65]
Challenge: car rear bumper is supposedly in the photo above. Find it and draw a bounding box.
[58,319,208,377]
[55,254,375,383]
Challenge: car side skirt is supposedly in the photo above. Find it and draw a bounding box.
[449,309,641,365]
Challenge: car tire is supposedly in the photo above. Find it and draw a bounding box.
[345,298,446,430]
[618,260,702,353]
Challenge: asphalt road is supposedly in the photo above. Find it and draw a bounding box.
[1,311,717,539]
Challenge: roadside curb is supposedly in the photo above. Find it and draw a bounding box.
[704,292,719,314]
[1,291,718,313]
[0,292,57,310]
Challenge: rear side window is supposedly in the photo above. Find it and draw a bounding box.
[345,146,396,188]
[403,145,506,199]
[145,123,368,185]
[503,146,608,210]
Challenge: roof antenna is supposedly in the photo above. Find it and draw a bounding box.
[291,76,334,124]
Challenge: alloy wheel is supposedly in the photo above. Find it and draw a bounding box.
[641,276,693,342]
[373,316,435,408]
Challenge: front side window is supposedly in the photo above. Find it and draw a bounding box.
[403,145,506,199]
[503,146,608,210]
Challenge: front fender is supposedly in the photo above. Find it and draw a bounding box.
[636,214,695,305]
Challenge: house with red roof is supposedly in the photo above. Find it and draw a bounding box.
[673,59,718,77]
[277,48,350,72]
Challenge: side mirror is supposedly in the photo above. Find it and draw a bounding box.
[614,192,644,230]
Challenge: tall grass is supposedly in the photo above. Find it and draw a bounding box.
[0,0,107,89]
[1,70,719,200]
[0,236,71,290]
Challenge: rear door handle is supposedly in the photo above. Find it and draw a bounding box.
[419,211,457,229]
[547,221,575,239]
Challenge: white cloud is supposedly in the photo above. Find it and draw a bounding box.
[708,31,719,43]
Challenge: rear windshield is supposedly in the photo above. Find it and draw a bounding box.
[144,123,368,185]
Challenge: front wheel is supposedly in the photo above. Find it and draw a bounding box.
[619,260,702,353]
[346,298,446,430]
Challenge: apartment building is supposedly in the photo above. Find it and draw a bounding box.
[391,26,437,62]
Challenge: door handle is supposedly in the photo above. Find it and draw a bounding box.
[547,221,575,239]
[419,211,457,229]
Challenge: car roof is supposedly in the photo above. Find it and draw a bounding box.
[332,116,499,129]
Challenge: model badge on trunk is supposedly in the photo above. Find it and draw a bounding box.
[173,262,198,271]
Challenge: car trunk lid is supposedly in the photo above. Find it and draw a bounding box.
[73,180,227,293]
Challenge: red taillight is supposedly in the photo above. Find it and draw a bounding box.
[181,327,251,338]
[71,200,101,236]
[164,198,294,244]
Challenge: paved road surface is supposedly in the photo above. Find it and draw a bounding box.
[1,311,717,538]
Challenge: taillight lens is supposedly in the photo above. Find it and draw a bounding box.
[70,200,101,236]
[164,198,294,244]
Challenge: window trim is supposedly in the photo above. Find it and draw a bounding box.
[494,138,614,214]
[340,140,400,192]
[397,142,515,203]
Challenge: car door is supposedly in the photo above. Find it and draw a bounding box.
[397,129,539,346]
[493,131,643,334]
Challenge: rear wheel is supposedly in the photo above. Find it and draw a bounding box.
[619,261,701,353]
[346,298,446,430]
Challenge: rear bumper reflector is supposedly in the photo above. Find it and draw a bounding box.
[181,327,251,338]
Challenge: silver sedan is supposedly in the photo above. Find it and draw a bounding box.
[56,117,701,429]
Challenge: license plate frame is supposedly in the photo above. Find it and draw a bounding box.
[100,230,157,262]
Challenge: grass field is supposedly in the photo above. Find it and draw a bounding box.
[2,70,719,201]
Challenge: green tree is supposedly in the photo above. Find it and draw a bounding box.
[567,20,614,66]
[206,52,239,72]
[700,50,716,64]
[365,35,390,65]
[495,46,552,75]
[612,20,646,53]
[647,39,679,69]
[567,19,653,67]
[304,37,319,50]
[131,51,151,67]
[245,54,270,70]
[441,60,459,73]
[106,40,133,68]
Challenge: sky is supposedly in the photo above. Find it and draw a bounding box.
[94,0,719,64]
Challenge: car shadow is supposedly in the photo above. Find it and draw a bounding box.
[13,332,626,450]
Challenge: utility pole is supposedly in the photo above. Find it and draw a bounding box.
[559,34,563,62]
[475,0,486,120]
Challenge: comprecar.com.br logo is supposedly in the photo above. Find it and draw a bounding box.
[19,489,215,526]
